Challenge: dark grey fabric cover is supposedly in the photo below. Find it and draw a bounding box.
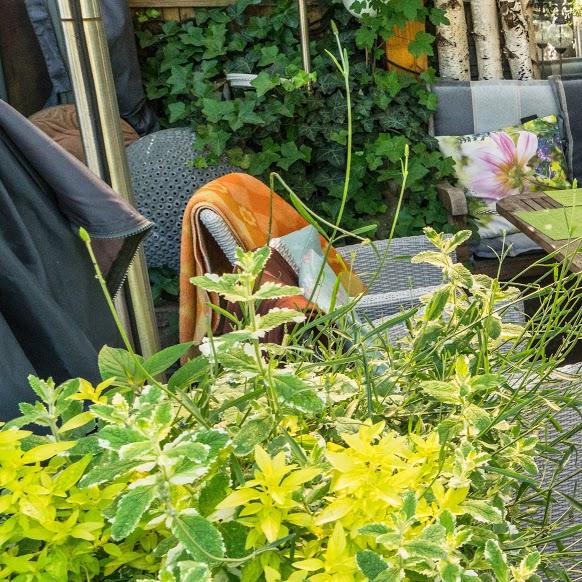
[24,0,158,135]
[0,99,152,420]
[550,75,582,185]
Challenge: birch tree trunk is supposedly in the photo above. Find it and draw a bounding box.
[498,0,534,79]
[435,0,470,80]
[470,0,504,79]
[521,0,541,77]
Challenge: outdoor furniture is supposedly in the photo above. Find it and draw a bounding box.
[194,190,525,329]
[127,127,237,271]
[497,190,582,272]
[432,79,570,279]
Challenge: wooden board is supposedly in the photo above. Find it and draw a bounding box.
[386,21,428,75]
[129,0,234,21]
[129,0,233,6]
[497,192,582,273]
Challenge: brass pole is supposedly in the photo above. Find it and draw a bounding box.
[297,0,312,90]
[56,0,160,357]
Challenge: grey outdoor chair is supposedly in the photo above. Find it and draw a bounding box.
[196,211,525,329]
[127,127,237,271]
[432,79,570,278]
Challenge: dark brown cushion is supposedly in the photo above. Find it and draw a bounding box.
[29,104,139,163]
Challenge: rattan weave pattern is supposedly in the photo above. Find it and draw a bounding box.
[127,128,237,270]
[336,235,454,294]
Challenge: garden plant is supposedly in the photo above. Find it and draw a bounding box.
[137,0,455,238]
[1,26,581,582]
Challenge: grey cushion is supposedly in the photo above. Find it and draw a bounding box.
[199,209,238,265]
[433,80,559,136]
[127,128,238,271]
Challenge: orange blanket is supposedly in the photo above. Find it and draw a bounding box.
[179,172,366,345]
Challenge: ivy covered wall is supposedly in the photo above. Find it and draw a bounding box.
[136,0,456,238]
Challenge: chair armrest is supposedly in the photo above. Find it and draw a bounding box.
[353,285,436,322]
[437,181,468,226]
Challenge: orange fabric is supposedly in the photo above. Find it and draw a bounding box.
[179,172,366,345]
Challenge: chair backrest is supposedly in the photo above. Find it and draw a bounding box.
[127,127,238,271]
[432,80,559,137]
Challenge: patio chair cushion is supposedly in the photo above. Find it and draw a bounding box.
[432,80,567,260]
[437,115,569,248]
[270,226,350,313]
[432,80,559,137]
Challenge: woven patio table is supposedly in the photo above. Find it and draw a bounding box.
[497,190,582,273]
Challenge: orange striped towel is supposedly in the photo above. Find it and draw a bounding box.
[179,172,366,345]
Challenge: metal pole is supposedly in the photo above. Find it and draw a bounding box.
[297,0,312,89]
[57,0,160,357]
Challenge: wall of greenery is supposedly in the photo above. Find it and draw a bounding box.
[136,0,455,238]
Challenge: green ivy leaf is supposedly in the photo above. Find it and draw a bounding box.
[277,142,311,170]
[258,45,280,66]
[408,31,435,58]
[111,486,156,541]
[168,101,187,124]
[355,26,377,49]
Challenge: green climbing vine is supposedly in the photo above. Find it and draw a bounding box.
[136,0,455,237]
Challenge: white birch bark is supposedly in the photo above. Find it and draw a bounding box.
[498,0,534,79]
[520,0,541,77]
[470,0,504,79]
[435,0,470,80]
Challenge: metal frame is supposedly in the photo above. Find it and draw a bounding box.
[56,0,160,357]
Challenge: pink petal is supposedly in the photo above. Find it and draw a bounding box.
[515,131,538,166]
[490,132,517,164]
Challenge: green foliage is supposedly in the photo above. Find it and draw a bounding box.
[2,233,581,580]
[2,27,581,582]
[136,0,455,238]
[149,266,180,304]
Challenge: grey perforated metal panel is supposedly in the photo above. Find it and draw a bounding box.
[127,127,237,270]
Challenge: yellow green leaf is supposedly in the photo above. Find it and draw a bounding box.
[218,487,259,509]
[58,412,95,433]
[0,429,31,445]
[21,441,76,464]
[53,455,92,494]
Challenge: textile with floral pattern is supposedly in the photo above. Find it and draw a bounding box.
[438,115,570,244]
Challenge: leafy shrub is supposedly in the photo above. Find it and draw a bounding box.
[136,0,455,237]
[2,26,580,582]
[1,230,580,581]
